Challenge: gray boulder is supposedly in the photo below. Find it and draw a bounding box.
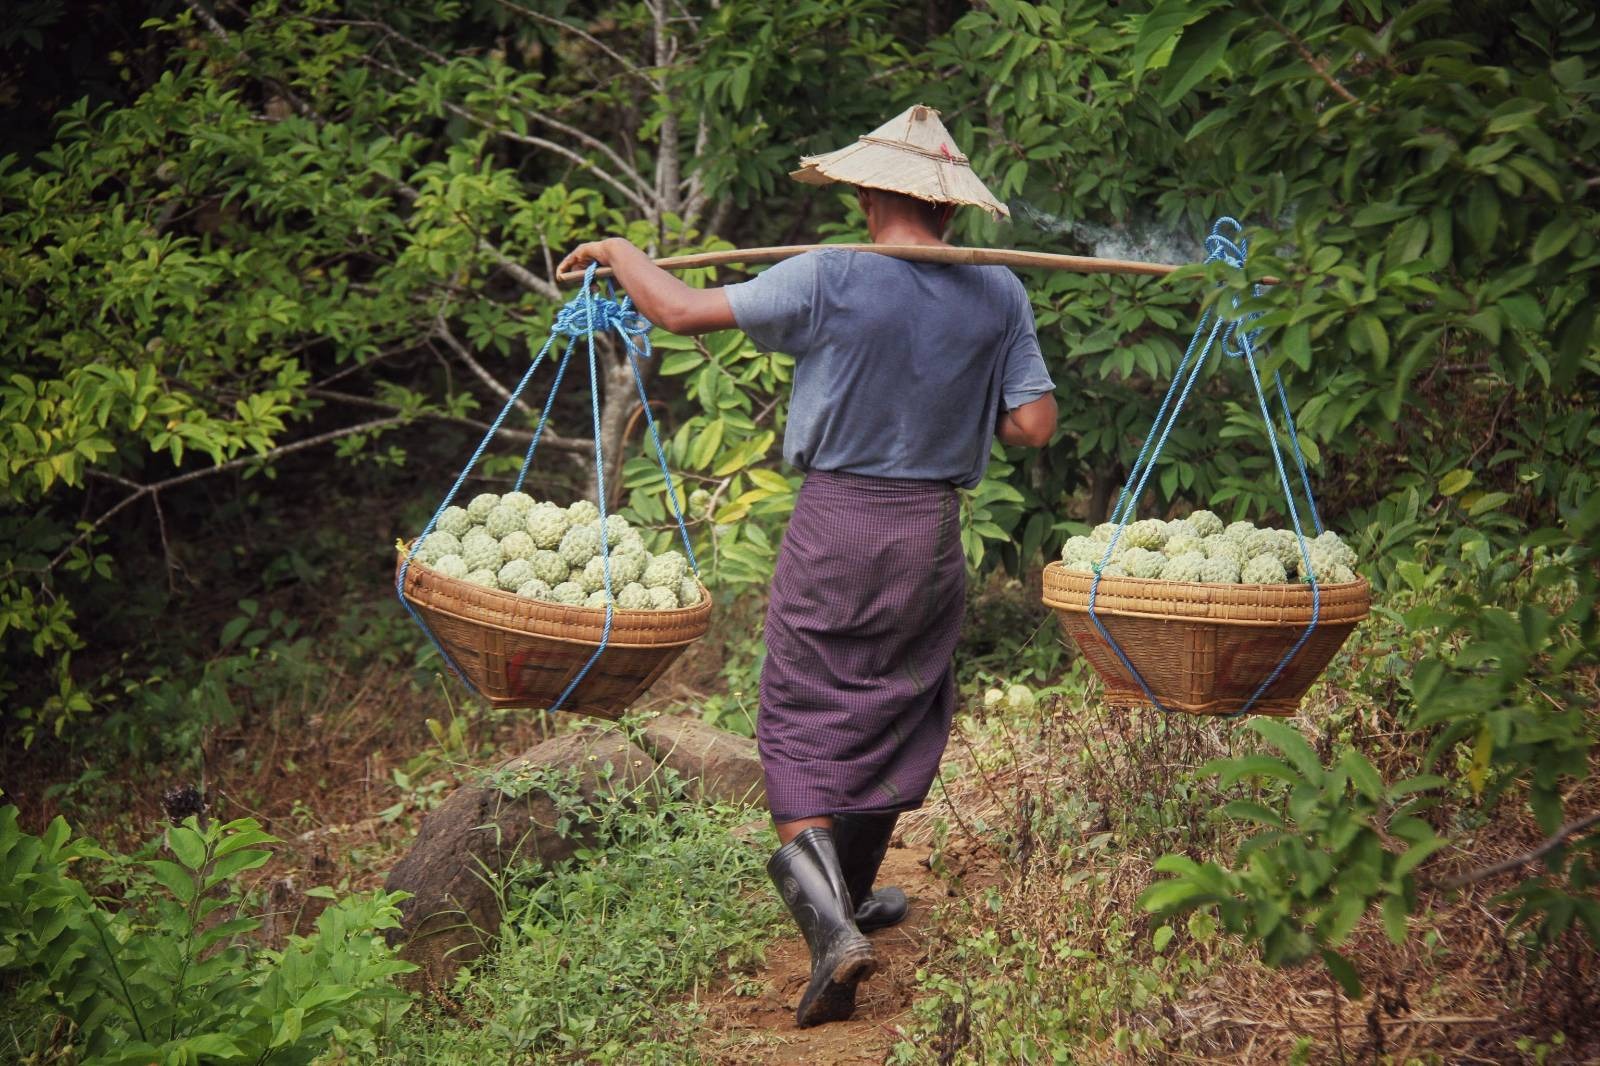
[638,714,766,808]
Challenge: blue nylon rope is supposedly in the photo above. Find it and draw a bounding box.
[397,263,697,711]
[1089,216,1324,717]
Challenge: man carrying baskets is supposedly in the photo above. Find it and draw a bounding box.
[557,105,1056,1028]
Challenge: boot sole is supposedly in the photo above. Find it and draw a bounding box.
[796,941,879,1028]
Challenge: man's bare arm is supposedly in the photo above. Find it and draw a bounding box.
[555,238,737,335]
[996,393,1057,448]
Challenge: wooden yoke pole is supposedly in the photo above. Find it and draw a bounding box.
[554,243,1191,285]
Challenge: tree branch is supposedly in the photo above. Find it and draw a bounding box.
[52,417,408,572]
[491,0,659,89]
[432,314,539,421]
[1441,810,1600,890]
[308,387,593,454]
[1257,8,1371,110]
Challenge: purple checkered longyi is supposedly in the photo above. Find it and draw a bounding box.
[757,470,967,822]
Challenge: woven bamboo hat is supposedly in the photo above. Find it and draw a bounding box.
[790,104,1009,219]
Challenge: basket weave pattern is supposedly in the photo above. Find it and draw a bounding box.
[1041,563,1370,717]
[398,549,711,719]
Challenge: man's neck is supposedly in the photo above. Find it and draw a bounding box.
[869,223,949,247]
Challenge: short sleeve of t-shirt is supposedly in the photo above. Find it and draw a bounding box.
[723,253,822,356]
[998,277,1053,410]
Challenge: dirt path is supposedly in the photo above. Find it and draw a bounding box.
[696,846,948,1064]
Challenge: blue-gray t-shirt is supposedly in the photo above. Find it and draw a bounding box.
[723,249,1054,489]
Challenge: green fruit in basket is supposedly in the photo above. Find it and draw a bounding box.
[487,504,527,538]
[1164,533,1204,558]
[1091,522,1118,543]
[677,576,702,607]
[1164,518,1198,542]
[432,554,469,580]
[579,555,612,594]
[1322,562,1357,584]
[1242,554,1289,584]
[501,491,535,514]
[558,523,602,567]
[1224,520,1256,542]
[516,577,553,600]
[602,514,632,547]
[1121,548,1167,579]
[1121,519,1167,550]
[498,558,537,591]
[416,531,461,565]
[617,528,647,555]
[549,581,586,605]
[465,567,499,588]
[529,549,568,585]
[500,531,536,561]
[467,493,500,521]
[1187,509,1224,537]
[568,499,600,524]
[1159,552,1208,581]
[1099,560,1129,577]
[643,550,689,589]
[651,586,682,611]
[606,548,648,586]
[617,583,653,610]
[1060,535,1100,566]
[1244,528,1297,570]
[526,505,571,549]
[585,588,614,609]
[1199,556,1242,583]
[1314,530,1358,569]
[437,506,472,538]
[1203,534,1245,565]
[461,531,504,573]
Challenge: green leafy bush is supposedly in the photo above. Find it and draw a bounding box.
[0,806,413,1064]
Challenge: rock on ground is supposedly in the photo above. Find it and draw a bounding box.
[383,725,658,986]
[637,713,765,808]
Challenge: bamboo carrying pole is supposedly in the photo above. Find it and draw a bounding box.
[555,243,1190,285]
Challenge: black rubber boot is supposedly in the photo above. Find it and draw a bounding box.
[832,812,909,933]
[767,827,879,1028]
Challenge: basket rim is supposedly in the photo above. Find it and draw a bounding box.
[397,548,711,648]
[1042,560,1370,626]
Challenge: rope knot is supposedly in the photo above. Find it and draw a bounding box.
[552,288,653,340]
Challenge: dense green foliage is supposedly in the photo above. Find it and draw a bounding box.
[2,0,1597,1059]
[0,806,411,1063]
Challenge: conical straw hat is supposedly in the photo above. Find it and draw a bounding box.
[790,104,1009,219]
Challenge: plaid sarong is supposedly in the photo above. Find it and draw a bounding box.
[757,470,966,822]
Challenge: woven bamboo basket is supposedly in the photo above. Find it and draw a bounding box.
[397,547,712,719]
[1041,562,1370,717]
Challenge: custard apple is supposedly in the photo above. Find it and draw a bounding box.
[1322,562,1358,584]
[606,548,648,586]
[651,586,682,610]
[688,488,712,516]
[1199,556,1242,583]
[500,531,537,561]
[1165,518,1199,542]
[515,577,553,600]
[432,554,469,580]
[1092,521,1119,543]
[416,531,461,565]
[642,550,689,589]
[558,524,602,567]
[500,491,535,514]
[461,532,504,573]
[548,581,586,605]
[1224,520,1256,542]
[1165,534,1205,559]
[1122,548,1168,579]
[616,583,653,611]
[498,558,536,591]
[465,567,499,588]
[1187,509,1224,537]
[529,549,569,585]
[467,493,501,521]
[567,499,600,524]
[585,588,614,609]
[617,529,647,555]
[601,514,632,547]
[677,577,702,607]
[1242,554,1289,584]
[1314,530,1358,569]
[1060,535,1101,566]
[526,505,571,549]
[1099,561,1129,577]
[1121,519,1168,550]
[1159,552,1208,582]
[1245,528,1297,570]
[437,506,473,538]
[579,555,613,594]
[1203,535,1245,565]
[486,504,527,538]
